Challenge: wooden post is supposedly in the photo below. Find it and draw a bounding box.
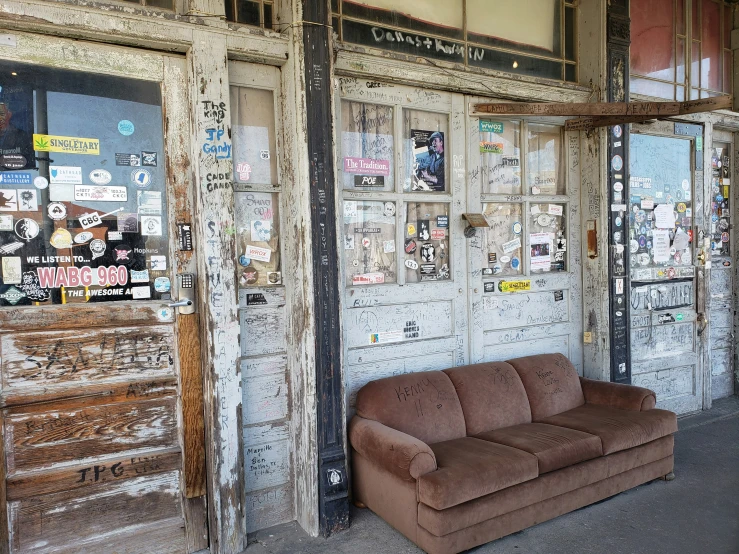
[301,0,350,537]
[189,31,246,553]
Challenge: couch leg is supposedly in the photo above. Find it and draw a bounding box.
[659,471,675,481]
[354,501,367,509]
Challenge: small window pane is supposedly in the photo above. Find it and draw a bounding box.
[341,101,394,192]
[404,202,450,282]
[677,0,686,35]
[527,124,564,195]
[528,203,567,273]
[480,120,521,194]
[235,192,281,287]
[236,0,261,26]
[565,6,576,62]
[724,4,731,50]
[403,110,448,193]
[146,0,174,8]
[724,53,732,94]
[692,0,700,39]
[231,86,278,186]
[630,77,676,99]
[344,200,396,286]
[565,63,577,83]
[264,3,273,29]
[677,38,686,83]
[702,0,721,90]
[483,203,523,276]
[630,0,675,81]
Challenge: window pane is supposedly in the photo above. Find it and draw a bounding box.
[403,110,448,193]
[631,0,675,81]
[404,202,450,282]
[677,0,686,35]
[565,6,576,62]
[483,203,523,276]
[677,38,686,83]
[691,41,701,88]
[236,1,261,26]
[145,0,174,8]
[526,124,564,195]
[725,3,731,49]
[565,63,577,83]
[231,86,278,186]
[724,53,732,93]
[677,85,685,100]
[480,120,521,194]
[344,200,396,285]
[692,0,700,39]
[470,51,563,81]
[341,101,394,192]
[264,3,273,29]
[630,77,676,99]
[235,192,281,287]
[702,0,721,90]
[528,203,567,272]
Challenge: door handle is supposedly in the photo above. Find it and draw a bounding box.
[168,299,193,308]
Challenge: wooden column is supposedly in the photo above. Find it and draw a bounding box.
[189,32,246,553]
[301,0,350,537]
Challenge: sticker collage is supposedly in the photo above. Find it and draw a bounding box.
[710,145,731,264]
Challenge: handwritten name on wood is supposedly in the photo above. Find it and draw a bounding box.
[240,309,286,357]
[244,440,290,493]
[245,485,293,533]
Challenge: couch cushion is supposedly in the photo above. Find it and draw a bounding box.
[507,353,585,420]
[444,362,532,435]
[355,371,467,445]
[417,437,538,510]
[539,403,678,455]
[474,423,603,474]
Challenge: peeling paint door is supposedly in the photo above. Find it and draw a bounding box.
[0,33,207,553]
[628,122,704,415]
[466,101,584,372]
[337,80,468,415]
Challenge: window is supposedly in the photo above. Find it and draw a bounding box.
[631,0,732,100]
[225,0,274,29]
[480,120,568,276]
[332,1,577,83]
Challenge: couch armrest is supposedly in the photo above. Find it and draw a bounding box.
[580,377,657,411]
[349,416,437,482]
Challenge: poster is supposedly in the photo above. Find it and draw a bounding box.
[530,232,552,271]
[652,229,670,263]
[654,203,676,229]
[0,84,34,170]
[410,129,445,192]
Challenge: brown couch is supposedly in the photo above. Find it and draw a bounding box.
[349,353,677,554]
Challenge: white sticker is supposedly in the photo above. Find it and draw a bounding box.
[2,256,21,284]
[405,259,419,269]
[616,278,624,294]
[547,204,563,216]
[530,205,541,214]
[502,237,522,253]
[74,185,127,202]
[132,286,151,299]
[611,204,627,212]
[245,244,271,262]
[369,330,404,345]
[0,190,17,211]
[89,169,112,185]
[260,150,270,160]
[0,214,12,230]
[613,182,623,192]
[500,255,511,263]
[344,200,357,219]
[17,189,38,211]
[654,203,676,229]
[641,199,654,210]
[108,231,123,241]
[141,215,162,236]
[74,231,93,244]
[383,240,395,253]
[131,269,150,283]
[50,166,82,185]
[652,229,671,262]
[33,176,48,189]
[47,202,67,220]
[151,255,167,271]
[157,307,174,321]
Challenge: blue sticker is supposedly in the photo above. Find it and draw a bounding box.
[154,277,171,293]
[512,222,522,234]
[239,255,251,266]
[118,120,135,136]
[712,214,719,222]
[511,257,520,269]
[716,194,724,202]
[131,169,151,188]
[0,172,31,185]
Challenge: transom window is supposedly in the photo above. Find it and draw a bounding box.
[225,0,274,29]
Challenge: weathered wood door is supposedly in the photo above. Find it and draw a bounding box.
[0,33,207,553]
[466,102,584,372]
[628,122,704,415]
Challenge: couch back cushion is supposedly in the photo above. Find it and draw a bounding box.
[355,371,467,445]
[507,353,584,420]
[444,362,532,435]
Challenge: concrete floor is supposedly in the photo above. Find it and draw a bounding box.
[246,396,739,554]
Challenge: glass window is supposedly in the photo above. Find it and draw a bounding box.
[528,203,567,273]
[225,0,274,29]
[231,86,278,186]
[341,101,394,192]
[631,0,675,81]
[404,202,450,282]
[480,120,522,195]
[527,124,564,195]
[0,62,170,307]
[483,203,523,275]
[403,109,448,193]
[702,0,722,90]
[344,200,397,286]
[235,192,281,287]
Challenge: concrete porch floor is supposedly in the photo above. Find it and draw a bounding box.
[245,396,739,554]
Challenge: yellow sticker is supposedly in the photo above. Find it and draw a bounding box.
[406,223,416,236]
[499,280,531,292]
[33,134,100,155]
[50,228,73,249]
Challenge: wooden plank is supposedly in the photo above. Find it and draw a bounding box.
[240,308,286,357]
[5,398,178,474]
[0,418,9,554]
[179,314,207,499]
[245,484,293,534]
[7,472,183,554]
[6,447,181,501]
[243,373,288,425]
[244,439,290,492]
[48,518,187,554]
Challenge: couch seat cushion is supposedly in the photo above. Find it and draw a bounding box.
[475,423,603,474]
[418,437,538,510]
[539,403,678,455]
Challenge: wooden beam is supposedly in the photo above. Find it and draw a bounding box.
[565,115,659,131]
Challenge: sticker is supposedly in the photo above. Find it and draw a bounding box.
[616,278,624,294]
[343,157,391,176]
[511,257,520,270]
[0,214,11,230]
[614,141,621,148]
[33,134,100,155]
[89,238,106,260]
[531,186,541,195]
[479,121,504,133]
[141,215,162,236]
[667,267,676,279]
[480,141,504,154]
[74,231,93,244]
[611,155,623,171]
[654,203,676,228]
[141,151,158,166]
[247,293,268,306]
[260,150,270,160]
[482,268,494,275]
[676,202,686,213]
[530,233,552,271]
[17,190,38,211]
[547,204,563,216]
[115,153,141,166]
[150,255,166,271]
[267,271,282,285]
[352,272,384,285]
[2,256,22,284]
[113,244,133,265]
[0,155,26,170]
[420,243,436,262]
[369,330,404,344]
[50,228,73,249]
[500,255,511,263]
[418,220,431,240]
[512,222,522,234]
[20,270,50,301]
[130,269,150,283]
[641,199,654,210]
[419,264,436,275]
[682,179,690,191]
[354,175,384,188]
[537,213,553,227]
[383,240,396,253]
[251,220,272,242]
[404,239,417,254]
[406,223,416,236]
[436,215,449,228]
[131,169,152,188]
[676,313,684,321]
[0,172,30,185]
[0,286,25,305]
[343,201,357,219]
[245,244,271,262]
[239,254,251,266]
[498,280,531,292]
[118,120,135,136]
[157,307,174,321]
[502,238,521,253]
[0,190,17,211]
[484,282,495,292]
[118,212,138,232]
[383,202,395,217]
[613,125,623,138]
[488,252,497,263]
[108,231,123,241]
[75,185,127,202]
[79,207,124,229]
[33,176,48,189]
[241,267,259,285]
[344,235,355,250]
[430,229,446,240]
[615,216,622,227]
[132,286,151,299]
[492,263,502,274]
[89,169,112,185]
[614,182,623,192]
[405,259,419,270]
[696,136,703,151]
[722,231,730,243]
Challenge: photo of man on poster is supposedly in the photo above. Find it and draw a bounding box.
[411,129,445,192]
[0,85,35,170]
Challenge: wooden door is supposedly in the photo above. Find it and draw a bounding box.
[466,103,584,371]
[0,33,207,553]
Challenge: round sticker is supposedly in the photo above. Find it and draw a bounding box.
[722,232,730,243]
[500,255,511,263]
[50,228,73,249]
[384,202,395,217]
[512,222,522,234]
[157,307,174,321]
[613,232,621,243]
[716,194,724,202]
[638,253,650,266]
[90,169,112,185]
[614,182,623,192]
[118,120,135,136]
[712,214,719,222]
[406,224,416,236]
[537,213,553,227]
[112,244,133,265]
[611,155,623,171]
[635,210,646,223]
[405,239,417,254]
[615,216,622,227]
[638,235,647,248]
[613,125,623,138]
[362,237,370,248]
[405,259,419,270]
[131,169,152,188]
[682,179,690,191]
[89,239,106,260]
[155,277,171,292]
[47,202,67,221]
[239,254,251,266]
[492,263,502,275]
[511,257,520,269]
[241,267,258,285]
[74,231,93,244]
[34,176,48,190]
[630,240,639,253]
[719,219,729,231]
[15,218,39,240]
[352,259,359,267]
[677,202,686,213]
